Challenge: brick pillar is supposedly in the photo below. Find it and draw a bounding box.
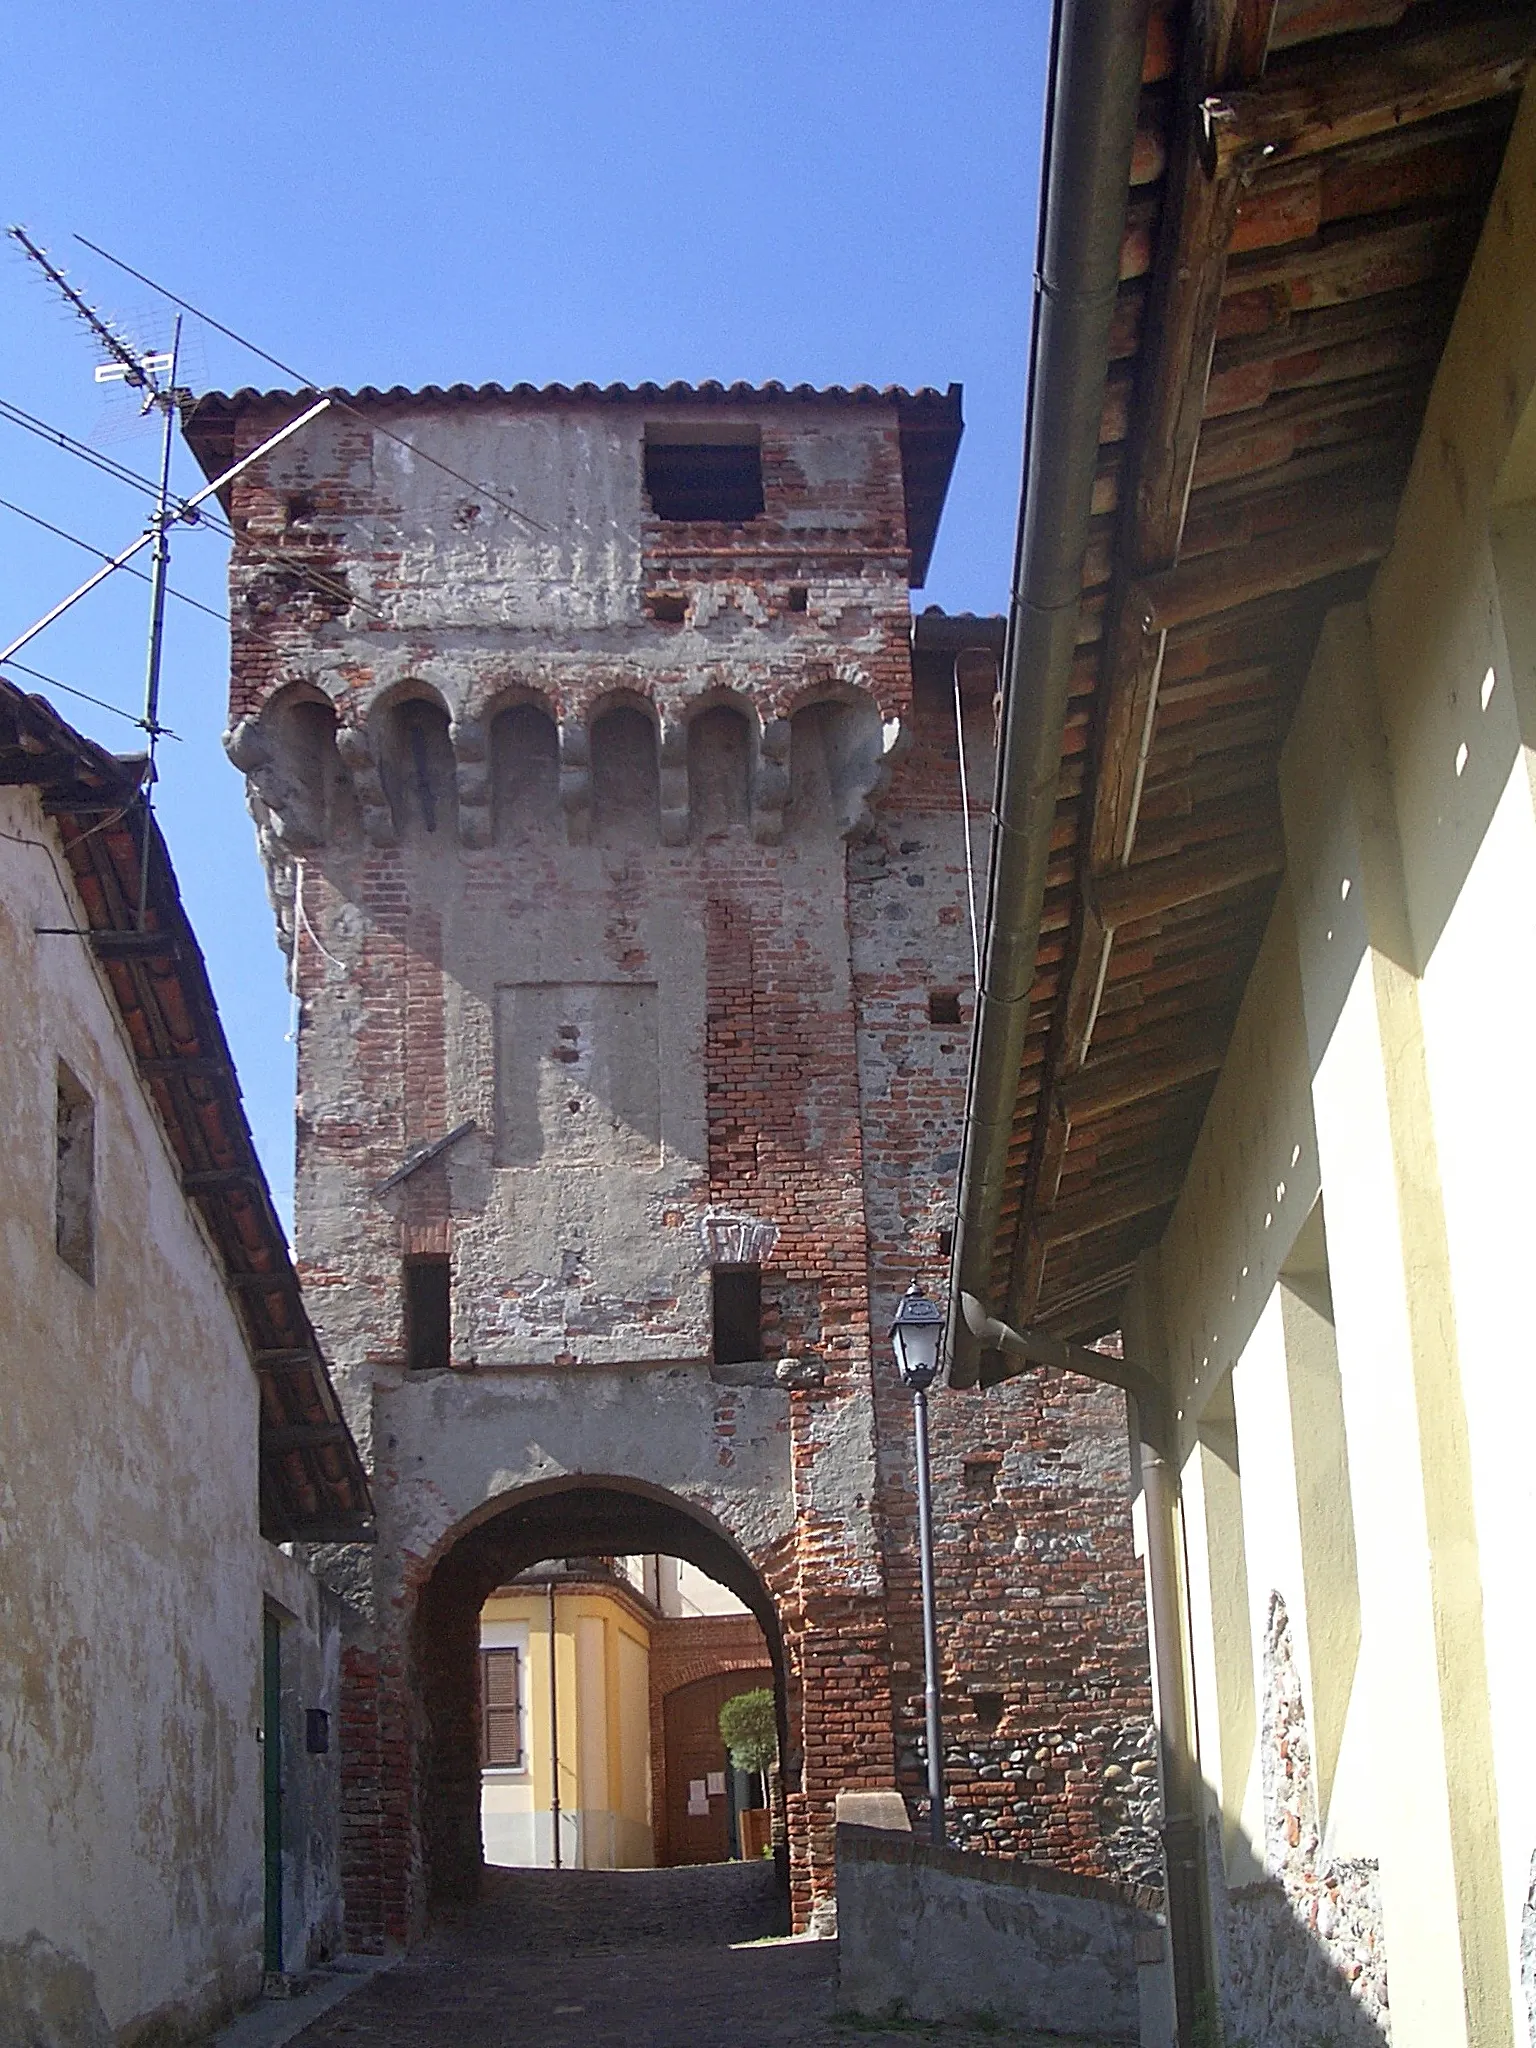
[338,1645,385,1953]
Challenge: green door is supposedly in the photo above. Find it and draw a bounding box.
[262,1609,283,1975]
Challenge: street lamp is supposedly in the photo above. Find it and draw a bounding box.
[890,1280,946,1845]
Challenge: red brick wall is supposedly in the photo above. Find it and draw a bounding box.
[853,667,1160,1888]
[214,391,1156,1945]
[647,1613,774,1865]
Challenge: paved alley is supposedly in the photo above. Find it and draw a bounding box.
[277,1865,1113,2048]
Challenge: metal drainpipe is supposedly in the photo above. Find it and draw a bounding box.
[949,0,1152,1383]
[1140,1435,1216,2047]
[548,1579,562,1871]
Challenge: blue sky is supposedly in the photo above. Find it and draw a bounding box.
[2,2,1049,1222]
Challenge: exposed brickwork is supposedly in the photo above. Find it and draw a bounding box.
[853,669,1158,1889]
[647,1612,774,1866]
[205,385,1154,1946]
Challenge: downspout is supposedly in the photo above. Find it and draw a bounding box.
[548,1580,562,1870]
[949,0,1151,1385]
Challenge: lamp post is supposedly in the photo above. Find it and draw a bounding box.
[890,1280,946,1846]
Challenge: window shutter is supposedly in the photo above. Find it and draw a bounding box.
[481,1648,522,1767]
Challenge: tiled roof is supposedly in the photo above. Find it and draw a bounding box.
[0,677,374,1543]
[182,380,964,588]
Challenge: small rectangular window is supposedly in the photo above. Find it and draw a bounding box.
[645,425,764,524]
[928,990,963,1027]
[712,1265,763,1365]
[404,1254,450,1371]
[55,1061,95,1283]
[970,1689,1005,1732]
[963,1457,999,1499]
[481,1648,523,1767]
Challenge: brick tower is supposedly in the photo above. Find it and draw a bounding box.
[186,378,1156,1942]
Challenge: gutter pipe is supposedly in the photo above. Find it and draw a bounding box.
[959,1291,1168,1445]
[948,0,1151,1387]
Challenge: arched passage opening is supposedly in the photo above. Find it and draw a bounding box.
[411,1477,790,1914]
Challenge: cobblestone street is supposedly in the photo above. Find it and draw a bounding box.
[276,1866,1112,2048]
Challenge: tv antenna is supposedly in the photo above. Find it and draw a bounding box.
[4,226,332,919]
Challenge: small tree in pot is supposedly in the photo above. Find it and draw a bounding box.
[719,1688,777,1858]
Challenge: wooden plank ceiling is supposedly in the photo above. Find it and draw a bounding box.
[990,0,1534,1342]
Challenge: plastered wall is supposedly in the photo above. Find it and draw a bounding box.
[0,793,262,2042]
[215,388,1152,1941]
[1126,73,1536,2048]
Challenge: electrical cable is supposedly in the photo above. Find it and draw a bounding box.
[75,234,552,536]
[0,396,175,505]
[0,493,231,630]
[0,395,395,631]
[0,653,174,735]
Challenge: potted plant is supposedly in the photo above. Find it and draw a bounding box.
[718,1688,777,1859]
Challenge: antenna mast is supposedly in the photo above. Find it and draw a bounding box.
[5,229,331,924]
[10,227,181,917]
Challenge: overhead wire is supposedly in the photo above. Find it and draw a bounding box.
[0,492,232,630]
[0,394,396,630]
[0,653,175,736]
[75,233,553,536]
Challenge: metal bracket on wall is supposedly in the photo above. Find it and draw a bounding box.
[372,1118,478,1199]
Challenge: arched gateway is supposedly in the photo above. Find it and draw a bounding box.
[412,1479,789,1907]
[195,377,1158,1949]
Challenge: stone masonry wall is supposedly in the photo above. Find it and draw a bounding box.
[206,386,1155,1940]
[853,664,1160,1889]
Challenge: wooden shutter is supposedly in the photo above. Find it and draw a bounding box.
[481,1648,522,1767]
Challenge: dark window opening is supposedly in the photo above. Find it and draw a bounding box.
[786,585,809,614]
[928,990,963,1027]
[406,712,440,833]
[970,1690,1005,1732]
[937,1225,955,1260]
[285,492,316,527]
[645,429,764,524]
[963,1458,999,1499]
[712,1264,763,1365]
[55,1061,95,1283]
[481,1648,523,1768]
[305,1708,331,1755]
[404,1254,451,1372]
[647,591,688,624]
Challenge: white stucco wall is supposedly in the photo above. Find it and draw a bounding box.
[1128,74,1536,2048]
[0,788,270,2040]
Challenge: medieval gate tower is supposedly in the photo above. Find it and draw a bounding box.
[187,379,1157,1943]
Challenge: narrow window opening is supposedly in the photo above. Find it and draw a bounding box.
[645,426,764,524]
[963,1458,999,1499]
[406,712,439,833]
[55,1061,95,1283]
[937,1224,955,1260]
[647,591,688,624]
[480,1647,523,1768]
[404,1254,451,1372]
[712,1264,763,1366]
[970,1690,1005,1732]
[786,585,809,614]
[285,491,316,528]
[928,990,963,1027]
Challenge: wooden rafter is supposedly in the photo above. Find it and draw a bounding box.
[1001,0,1528,1332]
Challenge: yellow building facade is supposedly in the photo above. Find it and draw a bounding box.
[1120,79,1536,2048]
[479,1578,653,1870]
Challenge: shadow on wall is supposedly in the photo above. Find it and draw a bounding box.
[1210,1596,1388,2047]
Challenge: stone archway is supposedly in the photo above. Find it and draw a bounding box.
[409,1477,792,1914]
